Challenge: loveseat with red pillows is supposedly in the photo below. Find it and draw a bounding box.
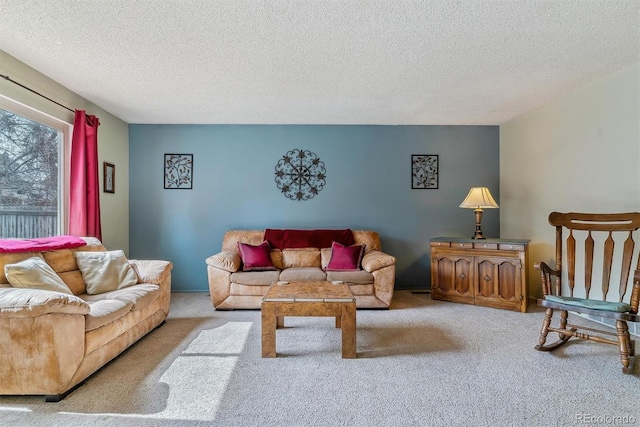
[205,229,396,309]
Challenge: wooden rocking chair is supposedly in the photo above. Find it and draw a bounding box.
[535,212,640,373]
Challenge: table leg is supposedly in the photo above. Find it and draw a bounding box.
[277,316,284,328]
[335,315,341,328]
[261,302,277,358]
[341,302,356,359]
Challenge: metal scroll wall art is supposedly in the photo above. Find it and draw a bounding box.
[274,149,326,201]
[164,153,193,189]
[411,154,439,189]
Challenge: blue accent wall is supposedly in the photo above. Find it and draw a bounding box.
[129,125,499,292]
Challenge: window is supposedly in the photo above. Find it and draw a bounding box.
[0,95,72,238]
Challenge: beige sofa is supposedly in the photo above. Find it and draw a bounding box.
[206,230,396,309]
[0,237,172,401]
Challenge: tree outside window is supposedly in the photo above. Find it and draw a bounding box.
[0,108,61,237]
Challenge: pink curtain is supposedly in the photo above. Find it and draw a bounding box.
[69,110,102,240]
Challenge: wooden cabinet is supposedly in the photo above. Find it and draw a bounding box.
[430,237,529,312]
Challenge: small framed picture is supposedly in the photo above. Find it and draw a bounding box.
[103,162,115,193]
[411,155,438,189]
[164,154,193,189]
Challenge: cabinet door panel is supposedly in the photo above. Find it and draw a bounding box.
[476,259,497,298]
[474,257,523,308]
[433,255,474,301]
[498,261,518,300]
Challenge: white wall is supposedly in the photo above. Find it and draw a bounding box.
[500,62,640,298]
[0,50,130,253]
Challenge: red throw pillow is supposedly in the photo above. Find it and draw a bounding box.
[238,241,276,271]
[326,242,365,271]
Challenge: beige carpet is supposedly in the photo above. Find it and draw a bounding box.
[0,291,638,427]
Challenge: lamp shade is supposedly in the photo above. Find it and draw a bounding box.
[459,187,499,209]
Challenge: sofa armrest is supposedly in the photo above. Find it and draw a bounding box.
[129,260,173,285]
[0,288,90,318]
[205,251,241,273]
[129,260,172,317]
[361,250,396,273]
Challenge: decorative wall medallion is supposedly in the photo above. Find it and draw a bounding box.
[411,154,439,189]
[164,153,193,189]
[274,149,326,201]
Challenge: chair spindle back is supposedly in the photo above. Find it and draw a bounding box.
[548,212,640,302]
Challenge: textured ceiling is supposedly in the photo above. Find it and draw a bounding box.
[0,1,638,125]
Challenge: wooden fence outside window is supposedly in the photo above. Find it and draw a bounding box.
[0,209,57,238]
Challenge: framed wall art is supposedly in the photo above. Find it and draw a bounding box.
[164,154,193,189]
[411,154,438,189]
[103,162,115,193]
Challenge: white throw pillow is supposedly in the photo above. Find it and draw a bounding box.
[4,256,73,295]
[74,250,138,295]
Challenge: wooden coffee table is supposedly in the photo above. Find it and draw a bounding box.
[261,280,356,358]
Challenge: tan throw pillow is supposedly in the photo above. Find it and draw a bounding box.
[75,250,138,295]
[4,256,73,295]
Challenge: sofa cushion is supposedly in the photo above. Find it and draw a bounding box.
[230,270,280,286]
[221,230,265,252]
[75,250,138,294]
[238,241,277,271]
[270,250,284,270]
[352,230,382,252]
[0,251,41,285]
[282,249,321,268]
[279,267,327,282]
[41,249,79,274]
[81,284,160,311]
[326,242,365,271]
[4,256,73,295]
[320,248,332,270]
[41,239,107,274]
[57,270,89,296]
[0,287,90,317]
[326,270,374,284]
[85,299,133,331]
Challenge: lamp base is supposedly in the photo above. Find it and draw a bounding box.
[471,208,487,239]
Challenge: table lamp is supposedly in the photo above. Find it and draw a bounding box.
[459,187,499,239]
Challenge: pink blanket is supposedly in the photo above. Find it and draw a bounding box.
[0,235,87,253]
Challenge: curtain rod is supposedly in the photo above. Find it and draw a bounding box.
[0,73,75,113]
